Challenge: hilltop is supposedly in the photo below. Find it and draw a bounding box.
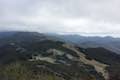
[0,32,119,80]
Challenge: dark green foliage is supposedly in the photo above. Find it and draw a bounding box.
[0,62,65,80]
[106,64,120,80]
[30,61,104,80]
[0,32,113,80]
[83,47,120,65]
[80,47,120,80]
[19,40,79,58]
[85,55,93,60]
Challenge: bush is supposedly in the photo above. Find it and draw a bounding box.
[0,62,65,80]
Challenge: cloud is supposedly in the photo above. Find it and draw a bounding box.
[0,0,120,37]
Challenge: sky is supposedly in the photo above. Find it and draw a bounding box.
[0,0,120,37]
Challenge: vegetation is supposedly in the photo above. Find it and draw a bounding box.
[84,47,120,65]
[0,60,105,80]
[81,47,120,80]
[0,32,119,80]
[106,64,120,80]
[0,62,64,80]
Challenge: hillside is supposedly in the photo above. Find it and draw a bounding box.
[0,32,119,80]
[51,34,120,54]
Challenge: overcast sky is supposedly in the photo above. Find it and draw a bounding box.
[0,0,120,37]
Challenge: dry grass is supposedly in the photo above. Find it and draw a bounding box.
[63,44,109,79]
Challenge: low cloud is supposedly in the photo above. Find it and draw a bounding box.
[0,0,120,37]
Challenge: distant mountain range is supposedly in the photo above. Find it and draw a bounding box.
[50,34,120,54]
[0,31,119,80]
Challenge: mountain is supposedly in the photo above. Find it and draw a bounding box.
[51,34,120,54]
[0,31,17,39]
[0,32,119,80]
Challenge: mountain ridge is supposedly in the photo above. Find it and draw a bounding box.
[0,31,119,80]
[49,34,120,54]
